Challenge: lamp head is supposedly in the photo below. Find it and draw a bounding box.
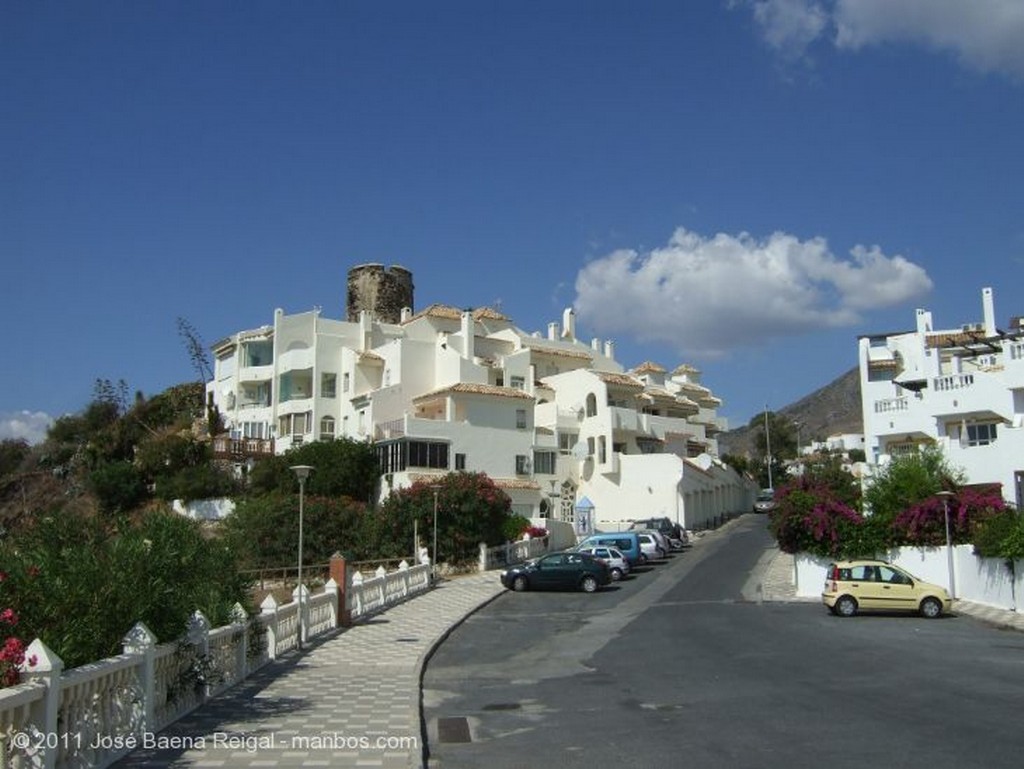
[290,465,314,482]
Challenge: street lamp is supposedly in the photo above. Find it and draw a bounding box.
[430,484,441,581]
[290,465,314,650]
[937,490,956,599]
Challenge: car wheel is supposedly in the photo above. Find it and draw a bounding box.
[920,597,943,619]
[834,595,858,617]
[580,575,599,593]
[512,575,528,592]
[610,567,623,581]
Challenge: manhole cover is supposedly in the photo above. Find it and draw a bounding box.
[437,717,471,743]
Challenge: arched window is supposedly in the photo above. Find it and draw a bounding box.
[585,393,597,417]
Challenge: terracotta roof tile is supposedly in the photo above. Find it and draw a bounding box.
[633,361,666,374]
[595,372,645,390]
[412,382,536,402]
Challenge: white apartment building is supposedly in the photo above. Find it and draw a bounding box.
[208,290,755,532]
[859,287,1024,508]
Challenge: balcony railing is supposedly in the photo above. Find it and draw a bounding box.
[212,436,275,459]
[934,373,975,391]
[874,397,908,414]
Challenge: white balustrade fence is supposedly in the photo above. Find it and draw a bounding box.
[478,537,551,572]
[0,559,432,769]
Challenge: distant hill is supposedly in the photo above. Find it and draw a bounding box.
[717,367,863,458]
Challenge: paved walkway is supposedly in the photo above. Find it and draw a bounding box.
[113,573,505,769]
[114,522,1024,769]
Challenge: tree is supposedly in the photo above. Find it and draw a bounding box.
[0,439,30,480]
[247,438,380,503]
[222,492,369,570]
[747,410,794,488]
[375,473,512,566]
[862,446,965,524]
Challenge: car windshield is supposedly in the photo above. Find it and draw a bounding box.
[757,491,774,501]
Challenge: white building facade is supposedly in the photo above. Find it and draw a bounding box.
[208,298,755,532]
[859,287,1024,508]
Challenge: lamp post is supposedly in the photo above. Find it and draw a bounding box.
[430,484,441,581]
[937,490,956,599]
[290,465,314,650]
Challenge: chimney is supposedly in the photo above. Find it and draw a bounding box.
[461,311,475,360]
[591,338,601,351]
[604,340,615,359]
[562,308,576,340]
[548,322,559,341]
[982,287,996,336]
[400,307,412,323]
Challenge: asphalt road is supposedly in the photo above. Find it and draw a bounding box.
[422,515,1024,769]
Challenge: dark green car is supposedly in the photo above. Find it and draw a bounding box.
[500,551,611,593]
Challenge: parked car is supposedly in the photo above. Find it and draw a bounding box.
[629,517,688,548]
[636,532,667,561]
[575,532,645,566]
[576,545,630,581]
[637,529,671,558]
[500,551,611,593]
[753,489,777,514]
[821,559,952,618]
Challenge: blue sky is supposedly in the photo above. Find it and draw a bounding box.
[3,0,1023,444]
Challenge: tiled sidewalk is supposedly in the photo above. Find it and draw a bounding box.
[113,573,505,769]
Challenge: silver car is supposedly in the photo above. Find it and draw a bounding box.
[636,532,667,560]
[576,545,630,581]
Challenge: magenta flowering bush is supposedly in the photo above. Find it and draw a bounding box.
[892,487,1007,547]
[770,477,868,558]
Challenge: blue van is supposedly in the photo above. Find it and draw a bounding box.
[574,532,644,567]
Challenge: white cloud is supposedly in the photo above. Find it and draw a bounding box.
[0,411,54,445]
[572,227,932,357]
[739,0,1024,81]
[833,0,1024,79]
[750,0,829,53]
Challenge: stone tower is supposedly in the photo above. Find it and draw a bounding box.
[346,264,414,323]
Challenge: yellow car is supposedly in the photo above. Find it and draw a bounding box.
[822,559,952,619]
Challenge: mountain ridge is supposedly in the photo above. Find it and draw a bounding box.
[718,367,863,457]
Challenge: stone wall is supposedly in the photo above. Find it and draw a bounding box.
[346,263,414,323]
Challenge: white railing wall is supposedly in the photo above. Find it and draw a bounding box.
[1,560,432,769]
[478,537,551,572]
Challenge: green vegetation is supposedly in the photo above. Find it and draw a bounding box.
[0,376,521,682]
[768,447,1011,559]
[0,507,248,668]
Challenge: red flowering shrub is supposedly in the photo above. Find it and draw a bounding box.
[1,569,37,688]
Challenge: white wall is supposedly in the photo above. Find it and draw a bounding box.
[794,547,1023,610]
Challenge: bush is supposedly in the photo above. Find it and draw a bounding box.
[222,492,370,570]
[891,486,1006,547]
[376,473,512,565]
[0,507,249,668]
[769,477,867,558]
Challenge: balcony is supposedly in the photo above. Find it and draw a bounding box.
[212,436,275,460]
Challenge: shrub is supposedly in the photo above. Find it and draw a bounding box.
[891,487,1006,547]
[1,507,249,668]
[769,477,867,558]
